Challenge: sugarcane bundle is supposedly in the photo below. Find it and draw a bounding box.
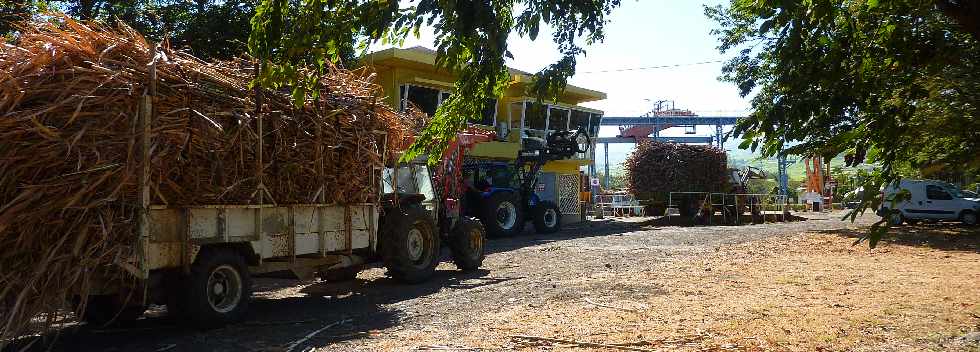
[0,17,413,342]
[624,141,730,200]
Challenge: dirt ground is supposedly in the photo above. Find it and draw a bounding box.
[38,211,980,352]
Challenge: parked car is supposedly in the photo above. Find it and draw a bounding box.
[878,179,979,226]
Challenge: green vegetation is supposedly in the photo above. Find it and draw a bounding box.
[708,0,980,246]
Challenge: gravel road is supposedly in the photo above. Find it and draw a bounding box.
[42,211,878,352]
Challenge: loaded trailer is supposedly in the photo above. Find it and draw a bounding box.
[81,152,486,328]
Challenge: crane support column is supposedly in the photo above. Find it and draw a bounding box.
[777,154,788,196]
[715,124,723,148]
[603,142,610,189]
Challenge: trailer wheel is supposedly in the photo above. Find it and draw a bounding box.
[77,294,145,326]
[383,206,440,283]
[480,191,524,237]
[177,248,251,328]
[450,217,486,271]
[532,201,562,234]
[318,266,361,282]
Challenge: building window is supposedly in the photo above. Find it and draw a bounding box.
[401,85,495,126]
[479,99,497,126]
[524,102,547,131]
[589,113,602,136]
[547,106,569,132]
[400,84,442,116]
[570,110,590,132]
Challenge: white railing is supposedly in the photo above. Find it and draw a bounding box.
[594,193,645,217]
[665,192,789,225]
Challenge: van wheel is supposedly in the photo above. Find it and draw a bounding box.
[888,211,904,226]
[962,211,977,226]
[177,249,251,328]
[382,206,440,283]
[450,217,486,271]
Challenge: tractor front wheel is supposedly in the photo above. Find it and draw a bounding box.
[450,217,486,271]
[532,201,562,234]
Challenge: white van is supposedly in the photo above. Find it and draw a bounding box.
[878,179,979,226]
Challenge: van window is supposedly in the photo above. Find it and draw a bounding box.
[926,185,953,200]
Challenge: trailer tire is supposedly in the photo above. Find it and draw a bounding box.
[480,191,524,237]
[77,294,145,326]
[318,266,361,282]
[450,217,486,271]
[178,248,251,328]
[382,206,440,284]
[532,201,562,234]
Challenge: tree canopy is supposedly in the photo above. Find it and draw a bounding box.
[708,0,980,246]
[248,0,621,162]
[2,1,258,60]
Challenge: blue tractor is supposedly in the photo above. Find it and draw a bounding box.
[462,129,591,237]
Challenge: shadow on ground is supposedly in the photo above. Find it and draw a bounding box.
[24,268,506,352]
[20,215,821,352]
[827,223,980,253]
[23,219,647,352]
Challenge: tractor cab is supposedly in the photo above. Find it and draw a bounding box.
[381,160,438,219]
[381,156,487,273]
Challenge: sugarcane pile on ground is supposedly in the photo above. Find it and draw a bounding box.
[624,141,729,200]
[0,18,413,342]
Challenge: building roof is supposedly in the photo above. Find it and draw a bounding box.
[361,46,607,103]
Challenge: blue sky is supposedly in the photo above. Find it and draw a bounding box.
[380,0,752,168]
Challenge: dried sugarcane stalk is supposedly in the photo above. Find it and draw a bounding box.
[0,16,425,345]
[625,140,730,201]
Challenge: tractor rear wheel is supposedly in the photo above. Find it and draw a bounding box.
[480,191,524,237]
[532,201,562,234]
[382,206,440,284]
[450,217,486,271]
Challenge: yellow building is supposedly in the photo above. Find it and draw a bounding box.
[361,46,606,223]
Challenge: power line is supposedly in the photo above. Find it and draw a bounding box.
[577,60,725,74]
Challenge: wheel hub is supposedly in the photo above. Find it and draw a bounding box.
[543,209,557,228]
[469,227,483,255]
[208,265,242,314]
[496,202,517,230]
[407,228,425,261]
